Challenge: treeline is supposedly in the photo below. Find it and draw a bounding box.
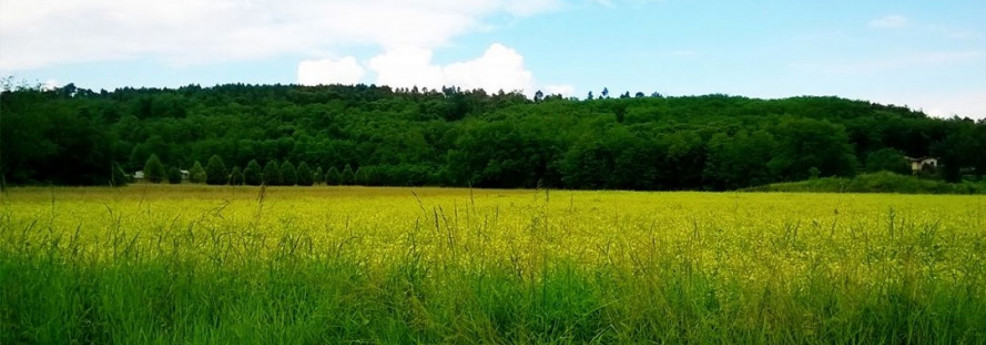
[2,82,985,190]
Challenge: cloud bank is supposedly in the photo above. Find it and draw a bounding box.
[0,0,561,70]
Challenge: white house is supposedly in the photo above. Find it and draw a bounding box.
[134,170,145,180]
[906,157,938,173]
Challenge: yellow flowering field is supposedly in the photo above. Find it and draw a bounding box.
[2,185,985,344]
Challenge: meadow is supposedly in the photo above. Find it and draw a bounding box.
[2,185,985,344]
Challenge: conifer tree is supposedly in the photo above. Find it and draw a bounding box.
[313,166,324,185]
[143,154,166,183]
[205,155,228,185]
[341,164,356,185]
[325,166,341,185]
[189,161,206,184]
[110,161,129,187]
[296,162,314,186]
[263,160,282,186]
[244,160,263,186]
[229,166,244,185]
[281,160,297,186]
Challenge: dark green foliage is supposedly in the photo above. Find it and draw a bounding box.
[768,118,858,181]
[280,161,297,186]
[205,155,228,185]
[243,160,262,186]
[3,84,984,190]
[166,166,183,184]
[313,167,324,185]
[229,166,244,186]
[865,148,911,175]
[341,164,356,185]
[143,154,166,183]
[188,161,206,184]
[325,167,341,186]
[263,160,282,186]
[704,131,776,190]
[296,162,313,186]
[747,171,986,194]
[110,162,129,187]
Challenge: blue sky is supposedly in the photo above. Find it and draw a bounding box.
[2,0,984,118]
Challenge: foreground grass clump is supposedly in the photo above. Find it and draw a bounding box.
[2,185,985,344]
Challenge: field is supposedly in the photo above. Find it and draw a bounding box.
[2,185,985,344]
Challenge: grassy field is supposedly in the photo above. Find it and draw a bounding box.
[2,185,985,344]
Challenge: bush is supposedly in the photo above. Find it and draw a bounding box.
[745,171,986,194]
[166,166,183,184]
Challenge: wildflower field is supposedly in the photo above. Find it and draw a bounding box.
[2,185,985,344]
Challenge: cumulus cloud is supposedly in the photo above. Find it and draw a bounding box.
[363,43,534,94]
[0,0,561,70]
[868,15,909,29]
[367,47,446,90]
[443,44,533,93]
[297,57,365,86]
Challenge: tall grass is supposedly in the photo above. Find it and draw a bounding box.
[2,186,985,344]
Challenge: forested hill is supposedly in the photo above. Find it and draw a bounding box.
[2,83,984,189]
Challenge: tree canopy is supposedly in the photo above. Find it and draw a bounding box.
[2,83,983,190]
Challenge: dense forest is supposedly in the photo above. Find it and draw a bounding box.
[2,82,984,190]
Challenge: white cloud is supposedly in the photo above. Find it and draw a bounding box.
[872,91,986,120]
[367,47,446,90]
[0,0,561,70]
[543,84,576,97]
[297,57,365,86]
[364,43,534,94]
[444,44,533,93]
[868,15,909,29]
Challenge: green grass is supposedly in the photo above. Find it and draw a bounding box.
[2,186,985,344]
[5,248,984,344]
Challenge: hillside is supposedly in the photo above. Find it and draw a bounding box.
[2,83,984,189]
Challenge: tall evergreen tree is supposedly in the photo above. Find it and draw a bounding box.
[296,162,314,186]
[244,159,263,186]
[325,166,342,185]
[143,154,166,183]
[110,161,129,187]
[341,164,356,185]
[262,160,282,186]
[281,161,297,186]
[188,161,207,184]
[229,166,244,185]
[205,155,228,185]
[313,166,324,185]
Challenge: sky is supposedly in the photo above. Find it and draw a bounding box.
[1,0,984,119]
